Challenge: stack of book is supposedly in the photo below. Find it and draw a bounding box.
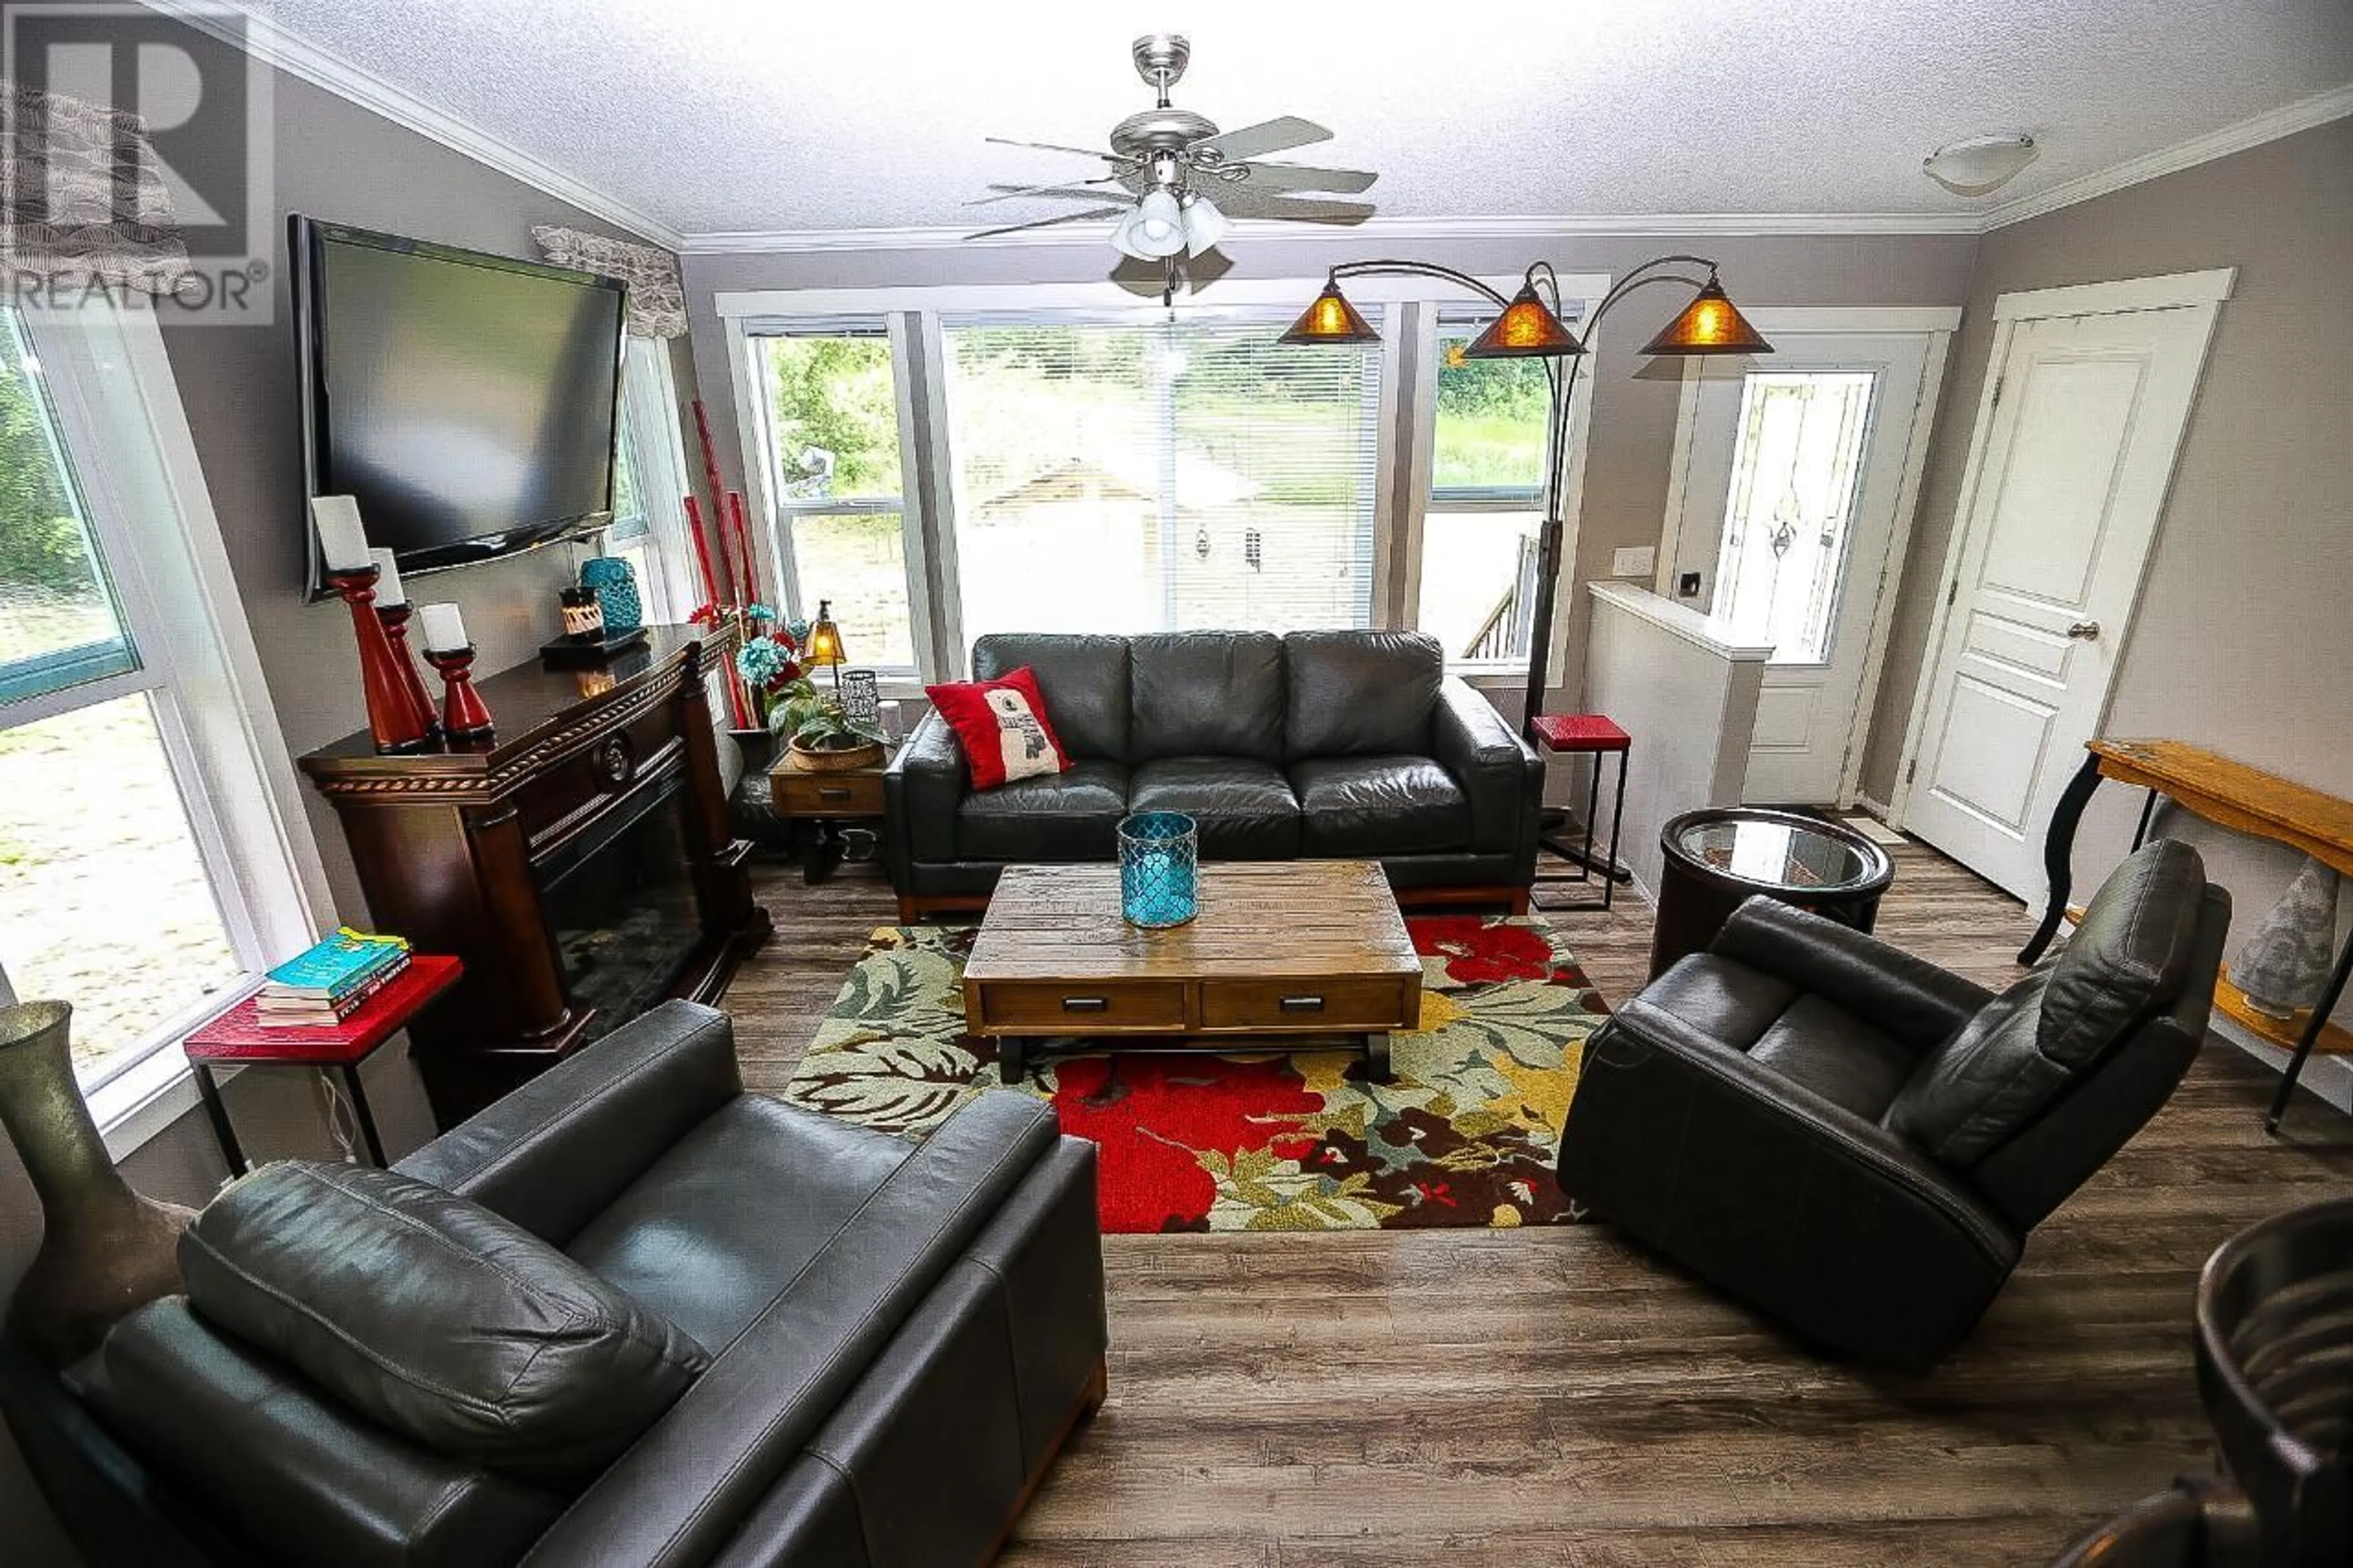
[256,928,412,1029]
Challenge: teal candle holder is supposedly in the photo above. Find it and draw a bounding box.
[1118,812,1198,929]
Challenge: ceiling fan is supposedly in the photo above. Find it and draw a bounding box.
[966,33,1378,264]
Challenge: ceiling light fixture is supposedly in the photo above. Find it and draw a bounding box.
[1179,193,1227,257]
[1113,187,1188,259]
[1922,134,2039,195]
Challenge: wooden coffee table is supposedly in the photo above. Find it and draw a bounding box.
[963,860,1423,1083]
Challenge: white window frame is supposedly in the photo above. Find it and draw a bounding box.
[605,336,695,624]
[7,301,333,1154]
[714,273,1608,692]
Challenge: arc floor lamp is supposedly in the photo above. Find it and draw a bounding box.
[1281,254,1772,741]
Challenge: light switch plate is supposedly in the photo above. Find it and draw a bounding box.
[1611,545,1656,578]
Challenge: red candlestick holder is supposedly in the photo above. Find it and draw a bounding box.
[326,566,432,754]
[376,602,442,743]
[424,643,496,744]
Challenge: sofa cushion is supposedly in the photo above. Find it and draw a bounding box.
[925,666,1071,790]
[1129,757,1301,859]
[564,1097,912,1354]
[1129,631,1286,764]
[1887,839,2207,1165]
[1283,630,1442,760]
[178,1162,708,1486]
[974,633,1131,762]
[958,759,1129,861]
[1291,756,1469,855]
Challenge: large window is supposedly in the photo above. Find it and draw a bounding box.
[1417,312,1553,665]
[604,337,694,625]
[942,313,1382,645]
[746,325,919,673]
[0,304,321,1101]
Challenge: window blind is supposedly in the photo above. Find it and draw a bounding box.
[941,311,1382,643]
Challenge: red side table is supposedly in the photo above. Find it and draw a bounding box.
[1531,714,1632,911]
[181,954,463,1174]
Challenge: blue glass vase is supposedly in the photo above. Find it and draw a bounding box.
[580,555,643,632]
[1118,812,1198,929]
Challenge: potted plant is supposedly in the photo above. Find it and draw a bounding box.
[737,608,885,771]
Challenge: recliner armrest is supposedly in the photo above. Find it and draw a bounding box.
[884,709,965,877]
[1559,1004,2021,1369]
[395,1000,741,1247]
[1429,678,1542,860]
[1711,897,1995,1051]
[521,1092,1061,1568]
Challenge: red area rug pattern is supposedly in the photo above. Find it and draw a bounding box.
[782,915,1608,1233]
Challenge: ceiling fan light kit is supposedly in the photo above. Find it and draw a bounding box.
[968,33,1379,270]
[1922,133,2039,195]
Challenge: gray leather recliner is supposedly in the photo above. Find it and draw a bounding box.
[28,1002,1108,1567]
[885,629,1544,916]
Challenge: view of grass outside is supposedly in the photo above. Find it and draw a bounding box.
[1420,338,1552,661]
[0,312,246,1082]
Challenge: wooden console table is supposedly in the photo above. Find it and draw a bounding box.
[2022,738,2353,1133]
[300,626,770,1127]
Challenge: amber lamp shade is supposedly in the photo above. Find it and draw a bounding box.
[1279,283,1380,346]
[805,601,847,667]
[1463,283,1585,359]
[1641,277,1773,356]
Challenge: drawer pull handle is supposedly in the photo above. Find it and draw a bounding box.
[817,787,853,801]
[1280,995,1326,1013]
[1061,996,1108,1014]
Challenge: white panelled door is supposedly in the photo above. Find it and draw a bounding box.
[1902,290,2226,898]
[1665,329,1939,804]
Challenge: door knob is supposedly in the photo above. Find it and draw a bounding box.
[2065,620,2101,641]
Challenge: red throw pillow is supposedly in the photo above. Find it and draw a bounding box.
[924,667,1072,791]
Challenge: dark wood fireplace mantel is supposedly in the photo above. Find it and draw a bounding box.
[300,625,771,1126]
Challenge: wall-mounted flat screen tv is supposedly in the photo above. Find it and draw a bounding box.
[293,215,626,596]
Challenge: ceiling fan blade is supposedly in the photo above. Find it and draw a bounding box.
[965,206,1127,242]
[1191,115,1332,162]
[968,172,1136,206]
[1227,161,1378,195]
[985,136,1125,162]
[1211,193,1377,224]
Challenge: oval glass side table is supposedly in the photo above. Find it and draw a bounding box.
[1649,808,1896,980]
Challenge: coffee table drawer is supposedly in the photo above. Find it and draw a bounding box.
[1200,976,1415,1031]
[970,980,1188,1031]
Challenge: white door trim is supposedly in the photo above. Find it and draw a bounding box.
[1887,269,2235,828]
[1990,268,2235,324]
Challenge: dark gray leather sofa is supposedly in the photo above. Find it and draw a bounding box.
[30,1002,1107,1567]
[1558,839,2227,1371]
[885,629,1544,918]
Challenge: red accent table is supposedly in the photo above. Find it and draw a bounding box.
[1530,713,1632,912]
[181,955,463,1173]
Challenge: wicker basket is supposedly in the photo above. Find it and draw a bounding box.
[787,737,885,773]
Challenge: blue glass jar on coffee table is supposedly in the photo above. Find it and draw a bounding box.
[1118,812,1198,928]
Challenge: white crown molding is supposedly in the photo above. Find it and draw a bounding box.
[675,210,1984,257]
[145,0,687,250]
[1980,83,2353,230]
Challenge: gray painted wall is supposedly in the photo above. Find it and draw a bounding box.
[680,232,1978,708]
[1860,118,2353,1030]
[1,36,690,1558]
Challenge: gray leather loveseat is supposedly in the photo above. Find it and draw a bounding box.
[885,629,1544,918]
[32,1002,1107,1567]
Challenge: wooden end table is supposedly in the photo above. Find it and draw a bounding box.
[181,953,464,1173]
[962,860,1423,1083]
[768,750,889,884]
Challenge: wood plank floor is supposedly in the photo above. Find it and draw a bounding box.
[724,839,2353,1567]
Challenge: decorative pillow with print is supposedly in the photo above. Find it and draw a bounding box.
[924,666,1072,790]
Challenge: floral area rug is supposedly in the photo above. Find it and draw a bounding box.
[781,915,1610,1233]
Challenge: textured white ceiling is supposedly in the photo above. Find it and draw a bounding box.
[235,0,2352,238]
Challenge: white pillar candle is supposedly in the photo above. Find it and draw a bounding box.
[310,494,373,573]
[418,603,468,653]
[368,547,407,607]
